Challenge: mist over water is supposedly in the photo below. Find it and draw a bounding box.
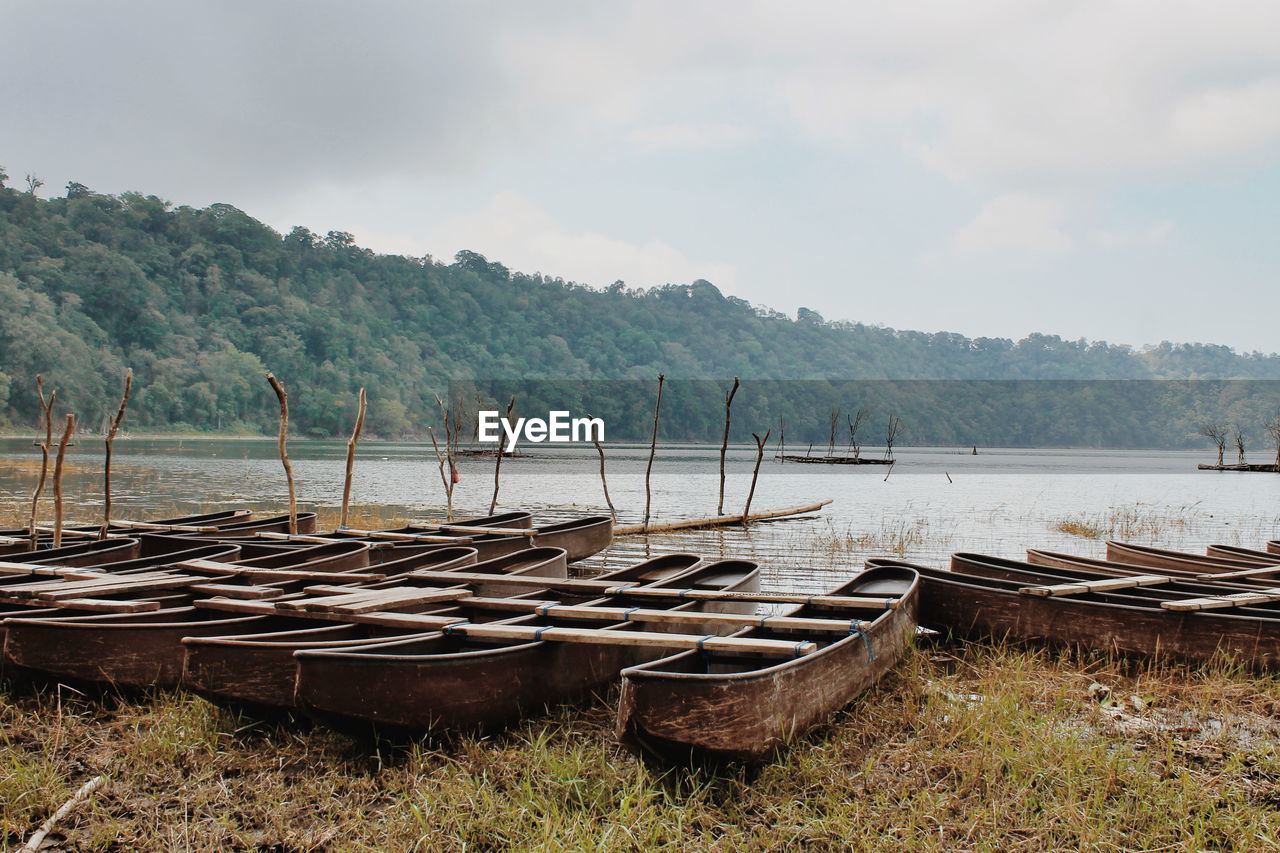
[3,438,1276,593]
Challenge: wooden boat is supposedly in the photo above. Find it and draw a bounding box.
[0,543,242,646]
[1104,541,1269,572]
[146,513,319,540]
[0,537,142,566]
[1026,549,1280,587]
[182,550,675,715]
[615,564,918,764]
[1207,544,1280,563]
[294,558,757,737]
[1,541,374,687]
[892,553,1280,666]
[1269,541,1280,555]
[0,509,256,550]
[323,515,613,563]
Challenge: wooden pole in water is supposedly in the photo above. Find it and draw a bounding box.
[100,368,133,538]
[28,376,56,551]
[489,395,515,514]
[742,429,771,527]
[590,414,616,521]
[642,373,665,531]
[265,373,297,534]
[432,394,457,520]
[339,387,367,528]
[52,414,75,548]
[717,377,739,516]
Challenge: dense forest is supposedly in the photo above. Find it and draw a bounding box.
[2,173,1279,447]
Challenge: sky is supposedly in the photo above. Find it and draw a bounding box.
[3,1,1279,352]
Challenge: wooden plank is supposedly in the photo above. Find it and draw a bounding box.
[38,598,161,613]
[405,523,533,537]
[106,521,220,533]
[278,589,471,613]
[186,583,286,600]
[400,570,900,609]
[1194,564,1280,581]
[191,598,815,655]
[459,598,871,632]
[35,576,202,600]
[0,561,104,577]
[170,559,386,582]
[1018,574,1173,597]
[1161,589,1280,612]
[2,571,180,595]
[614,499,833,536]
[257,530,469,544]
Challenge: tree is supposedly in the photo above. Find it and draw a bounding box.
[25,173,42,194]
[1199,423,1228,466]
[1233,424,1246,464]
[1264,413,1280,469]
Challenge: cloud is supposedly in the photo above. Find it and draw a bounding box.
[357,192,737,290]
[627,122,754,153]
[952,193,1073,255]
[1090,221,1175,250]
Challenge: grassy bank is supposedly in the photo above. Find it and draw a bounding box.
[4,641,1278,851]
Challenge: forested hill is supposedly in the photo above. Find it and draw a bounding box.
[2,177,1279,437]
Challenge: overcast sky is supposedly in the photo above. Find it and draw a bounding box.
[4,1,1279,351]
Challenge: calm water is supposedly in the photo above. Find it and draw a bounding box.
[2,438,1277,593]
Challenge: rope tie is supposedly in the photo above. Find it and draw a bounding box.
[622,606,640,622]
[793,642,809,658]
[849,622,875,660]
[696,634,716,653]
[442,621,472,636]
[534,626,552,641]
[757,615,773,629]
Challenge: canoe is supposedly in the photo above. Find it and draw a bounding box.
[1104,541,1269,572]
[182,552,696,716]
[1026,549,1280,587]
[0,543,242,646]
[1,541,373,687]
[1207,544,1280,563]
[1270,541,1280,555]
[145,513,319,541]
[615,564,918,764]
[325,515,613,563]
[894,553,1280,666]
[294,557,757,737]
[0,510,254,552]
[0,538,141,567]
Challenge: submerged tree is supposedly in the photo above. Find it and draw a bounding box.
[1264,413,1280,469]
[1233,424,1246,465]
[1199,423,1228,467]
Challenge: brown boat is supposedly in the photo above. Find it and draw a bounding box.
[1104,541,1270,572]
[893,553,1280,666]
[294,557,757,737]
[322,515,613,563]
[1026,549,1280,587]
[1270,541,1280,556]
[0,510,255,553]
[616,563,918,764]
[1207,544,1280,563]
[0,537,142,566]
[1,541,374,687]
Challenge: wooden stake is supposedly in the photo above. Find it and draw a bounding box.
[52,414,75,548]
[28,376,56,551]
[432,394,457,520]
[340,387,367,528]
[489,395,515,514]
[742,429,771,526]
[588,413,616,521]
[717,377,739,515]
[101,368,133,538]
[265,373,297,534]
[643,373,665,531]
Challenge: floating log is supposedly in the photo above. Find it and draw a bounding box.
[777,455,893,465]
[614,499,833,535]
[1197,463,1280,473]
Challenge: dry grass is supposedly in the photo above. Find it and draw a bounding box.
[819,518,935,557]
[4,642,1279,852]
[1052,503,1202,542]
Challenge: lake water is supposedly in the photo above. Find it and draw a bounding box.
[2,438,1277,593]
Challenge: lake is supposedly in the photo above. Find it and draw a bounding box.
[2,438,1277,593]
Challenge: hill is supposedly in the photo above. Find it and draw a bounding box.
[2,174,1278,442]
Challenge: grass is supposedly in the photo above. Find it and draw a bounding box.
[1052,502,1203,541]
[818,518,936,557]
[4,642,1280,851]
